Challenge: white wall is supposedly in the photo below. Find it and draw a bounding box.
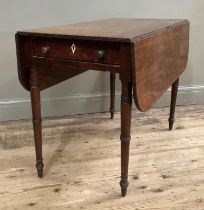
[0,0,204,121]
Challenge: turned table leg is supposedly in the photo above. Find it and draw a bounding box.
[169,78,179,130]
[110,72,116,119]
[120,81,132,197]
[29,69,44,177]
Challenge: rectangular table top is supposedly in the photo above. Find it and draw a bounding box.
[16,18,189,112]
[19,18,186,42]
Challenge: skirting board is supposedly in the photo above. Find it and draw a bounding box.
[0,85,204,121]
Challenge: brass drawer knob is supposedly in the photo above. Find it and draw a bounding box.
[41,46,50,54]
[97,50,105,59]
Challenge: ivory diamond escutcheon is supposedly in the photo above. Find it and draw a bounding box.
[71,43,76,54]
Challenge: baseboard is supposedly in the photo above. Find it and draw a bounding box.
[0,85,204,121]
[155,85,204,107]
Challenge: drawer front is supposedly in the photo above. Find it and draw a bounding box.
[32,38,120,65]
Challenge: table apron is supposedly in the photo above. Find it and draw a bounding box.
[33,56,121,73]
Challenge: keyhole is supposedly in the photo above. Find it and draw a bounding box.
[71,43,76,54]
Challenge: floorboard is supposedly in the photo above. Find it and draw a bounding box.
[0,105,204,209]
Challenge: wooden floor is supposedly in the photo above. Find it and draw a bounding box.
[0,105,204,210]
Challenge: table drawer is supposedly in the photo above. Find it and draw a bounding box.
[32,38,120,65]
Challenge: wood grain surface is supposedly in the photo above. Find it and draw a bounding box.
[0,105,204,209]
[132,20,189,111]
[15,20,190,198]
[19,18,185,42]
[33,38,120,65]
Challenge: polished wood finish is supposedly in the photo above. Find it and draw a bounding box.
[110,73,116,119]
[33,38,120,65]
[132,21,189,112]
[29,68,44,177]
[15,18,189,197]
[20,18,188,41]
[169,78,179,130]
[120,81,132,196]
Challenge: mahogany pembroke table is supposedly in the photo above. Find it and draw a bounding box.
[15,18,189,197]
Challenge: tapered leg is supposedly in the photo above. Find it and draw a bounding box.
[120,81,132,197]
[110,72,116,119]
[29,69,44,177]
[169,78,179,130]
